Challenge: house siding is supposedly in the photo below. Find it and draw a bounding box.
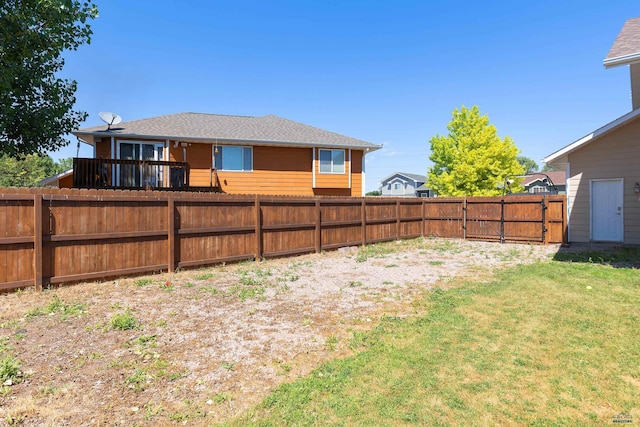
[82,140,363,196]
[567,117,640,243]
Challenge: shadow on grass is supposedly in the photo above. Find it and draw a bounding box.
[553,244,640,269]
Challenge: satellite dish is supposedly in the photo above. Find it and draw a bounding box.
[99,111,122,130]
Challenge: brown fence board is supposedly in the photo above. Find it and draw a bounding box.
[0,188,567,292]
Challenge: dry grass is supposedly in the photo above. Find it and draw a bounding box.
[0,238,558,425]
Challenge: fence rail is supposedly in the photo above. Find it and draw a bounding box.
[0,188,566,292]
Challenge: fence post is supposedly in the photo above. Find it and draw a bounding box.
[33,194,43,291]
[421,199,426,238]
[315,199,322,253]
[361,198,366,247]
[255,195,262,261]
[541,196,547,244]
[396,199,401,240]
[167,196,176,272]
[500,198,505,244]
[463,198,467,240]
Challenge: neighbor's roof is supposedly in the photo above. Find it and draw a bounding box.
[73,112,381,151]
[521,171,566,187]
[543,108,640,166]
[380,172,426,184]
[38,169,73,187]
[604,17,640,68]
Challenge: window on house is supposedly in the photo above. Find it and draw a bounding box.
[394,183,401,190]
[319,149,345,173]
[214,146,253,171]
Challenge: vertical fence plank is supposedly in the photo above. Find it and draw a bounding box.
[315,199,321,253]
[361,199,366,247]
[33,195,43,291]
[167,197,175,273]
[396,199,400,240]
[255,195,262,261]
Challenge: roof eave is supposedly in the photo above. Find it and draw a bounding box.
[71,131,382,152]
[603,52,640,68]
[543,108,640,164]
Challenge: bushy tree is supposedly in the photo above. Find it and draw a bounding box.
[427,106,525,196]
[0,0,98,156]
[0,154,70,187]
[517,156,538,174]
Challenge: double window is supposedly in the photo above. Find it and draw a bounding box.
[213,146,252,171]
[319,149,345,173]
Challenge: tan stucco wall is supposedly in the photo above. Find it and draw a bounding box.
[567,116,640,243]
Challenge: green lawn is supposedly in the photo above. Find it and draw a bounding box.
[225,250,640,426]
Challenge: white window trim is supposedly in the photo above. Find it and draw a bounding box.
[318,148,346,174]
[213,145,253,172]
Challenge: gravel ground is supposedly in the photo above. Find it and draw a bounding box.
[0,238,561,426]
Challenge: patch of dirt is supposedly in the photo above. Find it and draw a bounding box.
[0,239,559,426]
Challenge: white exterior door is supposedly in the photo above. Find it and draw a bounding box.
[591,179,623,242]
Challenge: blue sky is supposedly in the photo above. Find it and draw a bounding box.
[53,1,638,192]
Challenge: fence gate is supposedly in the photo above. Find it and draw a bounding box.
[465,197,546,243]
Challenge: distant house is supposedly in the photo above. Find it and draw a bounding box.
[64,112,381,196]
[544,17,640,243]
[379,172,434,197]
[520,172,566,195]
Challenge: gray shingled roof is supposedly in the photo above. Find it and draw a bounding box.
[604,17,640,68]
[380,172,426,184]
[73,112,380,150]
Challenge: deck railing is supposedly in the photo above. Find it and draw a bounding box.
[72,157,190,190]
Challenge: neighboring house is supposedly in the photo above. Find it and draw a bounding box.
[544,17,640,244]
[39,169,73,188]
[67,113,381,196]
[379,172,434,197]
[520,171,566,195]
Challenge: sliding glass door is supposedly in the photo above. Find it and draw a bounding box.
[118,141,164,187]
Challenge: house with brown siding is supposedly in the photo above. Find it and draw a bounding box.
[70,113,381,196]
[544,17,640,244]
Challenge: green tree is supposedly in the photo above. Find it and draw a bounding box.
[53,156,73,173]
[0,0,98,156]
[427,106,525,196]
[365,190,381,196]
[0,153,62,187]
[517,156,538,174]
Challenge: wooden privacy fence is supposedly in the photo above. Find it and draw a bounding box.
[0,188,566,292]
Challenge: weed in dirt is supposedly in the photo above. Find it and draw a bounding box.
[194,272,216,281]
[109,309,139,331]
[183,282,195,288]
[143,402,164,420]
[382,280,394,285]
[348,281,363,287]
[201,286,219,296]
[126,369,148,391]
[302,317,312,326]
[134,278,153,287]
[213,392,232,403]
[429,260,444,266]
[325,335,339,351]
[136,335,157,346]
[384,264,399,268]
[222,362,235,371]
[0,356,21,383]
[24,296,87,320]
[161,281,174,291]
